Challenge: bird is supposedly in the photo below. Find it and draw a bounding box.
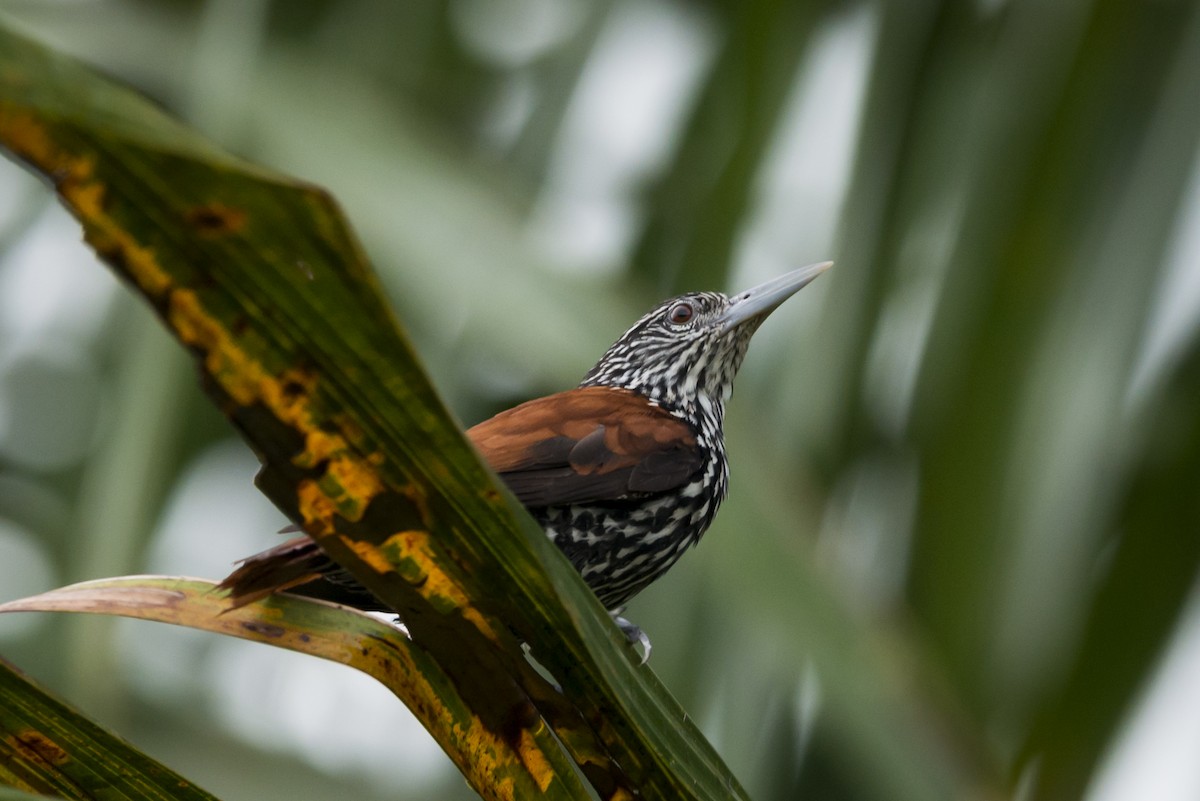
[220,261,832,659]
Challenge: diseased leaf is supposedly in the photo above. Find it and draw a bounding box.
[0,576,596,800]
[0,656,221,801]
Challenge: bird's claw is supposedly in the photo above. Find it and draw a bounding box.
[612,614,652,664]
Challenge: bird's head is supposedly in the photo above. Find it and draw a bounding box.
[581,261,832,415]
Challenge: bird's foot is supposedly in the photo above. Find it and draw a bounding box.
[611,612,652,664]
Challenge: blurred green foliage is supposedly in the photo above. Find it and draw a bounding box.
[1,1,1198,800]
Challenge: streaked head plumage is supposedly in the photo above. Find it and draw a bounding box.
[580,262,832,416]
[581,291,753,411]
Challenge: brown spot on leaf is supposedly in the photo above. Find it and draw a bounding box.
[282,379,306,400]
[185,203,247,236]
[7,729,69,766]
[240,620,285,638]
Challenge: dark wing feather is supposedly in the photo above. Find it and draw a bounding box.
[467,386,702,507]
[219,535,388,610]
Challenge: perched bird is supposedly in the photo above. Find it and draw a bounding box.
[221,261,831,658]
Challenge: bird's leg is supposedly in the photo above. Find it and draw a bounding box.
[610,608,652,664]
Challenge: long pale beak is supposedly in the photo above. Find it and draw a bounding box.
[717,261,833,332]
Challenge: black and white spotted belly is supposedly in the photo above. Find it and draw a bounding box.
[533,443,727,609]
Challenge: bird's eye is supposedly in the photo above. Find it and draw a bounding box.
[667,302,694,325]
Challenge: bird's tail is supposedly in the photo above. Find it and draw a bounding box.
[218,533,387,611]
[218,535,328,608]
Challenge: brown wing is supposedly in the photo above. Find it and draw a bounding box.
[467,386,702,507]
